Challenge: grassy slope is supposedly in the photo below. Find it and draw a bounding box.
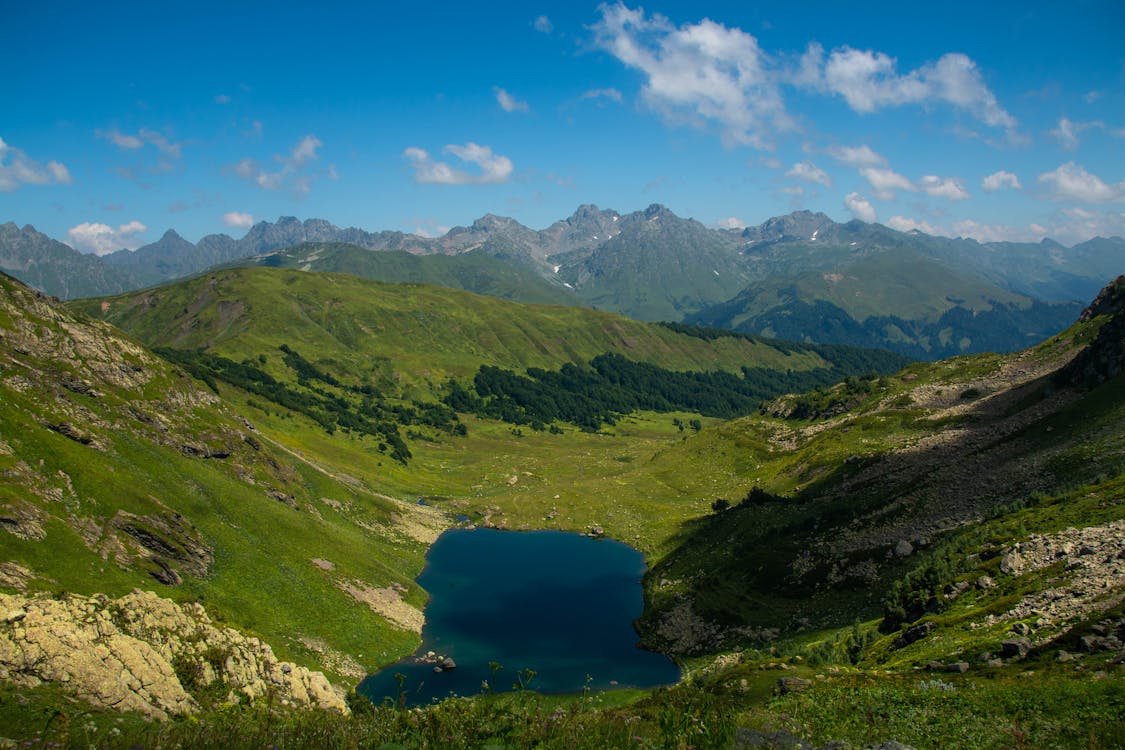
[750,248,1027,323]
[70,267,836,393]
[0,275,436,684]
[242,242,581,308]
[638,302,1125,649]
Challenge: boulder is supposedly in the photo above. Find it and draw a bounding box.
[1001,638,1032,658]
[892,622,933,649]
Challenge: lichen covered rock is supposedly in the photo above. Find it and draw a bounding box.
[0,589,348,718]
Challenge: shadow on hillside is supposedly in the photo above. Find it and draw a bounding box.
[643,365,1124,650]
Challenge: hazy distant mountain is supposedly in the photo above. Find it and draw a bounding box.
[102,229,229,288]
[0,222,136,298]
[554,204,751,321]
[688,217,1088,357]
[234,242,579,307]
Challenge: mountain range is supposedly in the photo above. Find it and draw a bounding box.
[2,206,1121,358]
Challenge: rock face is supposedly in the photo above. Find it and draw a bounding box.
[1057,275,1125,387]
[0,590,347,718]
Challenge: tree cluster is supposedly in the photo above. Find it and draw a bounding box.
[155,346,463,464]
[444,350,905,432]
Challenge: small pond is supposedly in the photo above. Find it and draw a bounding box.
[358,528,680,706]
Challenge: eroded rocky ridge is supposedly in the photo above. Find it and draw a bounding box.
[0,589,347,718]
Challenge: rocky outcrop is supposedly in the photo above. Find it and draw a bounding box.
[1056,275,1125,388]
[980,521,1125,635]
[0,589,347,719]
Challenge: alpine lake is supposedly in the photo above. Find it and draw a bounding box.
[358,528,680,706]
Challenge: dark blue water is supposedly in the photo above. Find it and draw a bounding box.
[358,528,679,706]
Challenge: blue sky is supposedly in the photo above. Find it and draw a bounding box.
[2,1,1123,254]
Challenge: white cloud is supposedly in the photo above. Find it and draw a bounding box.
[100,129,143,149]
[591,3,792,148]
[799,45,1016,135]
[48,161,71,183]
[923,53,1016,131]
[917,175,969,200]
[716,216,747,229]
[494,86,529,113]
[1085,90,1102,104]
[860,166,914,199]
[819,46,928,112]
[234,134,324,194]
[886,215,940,235]
[215,94,231,104]
[982,170,1021,192]
[949,219,1037,243]
[592,6,1018,150]
[1049,207,1125,244]
[289,134,322,166]
[825,143,885,168]
[885,210,1125,245]
[0,137,73,192]
[844,192,876,222]
[98,127,182,158]
[786,160,831,187]
[411,218,453,238]
[760,156,783,169]
[533,15,553,33]
[222,211,255,229]
[1038,161,1123,203]
[1049,117,1104,151]
[67,220,147,256]
[1050,117,1080,151]
[403,142,514,185]
[580,87,624,104]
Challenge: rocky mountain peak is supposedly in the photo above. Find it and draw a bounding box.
[746,210,835,243]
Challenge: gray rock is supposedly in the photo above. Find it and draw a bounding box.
[1001,638,1031,658]
[977,575,995,589]
[440,657,457,670]
[946,662,970,673]
[1056,650,1074,662]
[1010,622,1031,636]
[894,540,914,558]
[1080,635,1108,653]
[999,551,1023,575]
[893,622,933,649]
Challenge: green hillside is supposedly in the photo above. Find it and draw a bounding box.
[0,273,440,686]
[640,281,1125,652]
[688,245,1082,358]
[70,267,893,392]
